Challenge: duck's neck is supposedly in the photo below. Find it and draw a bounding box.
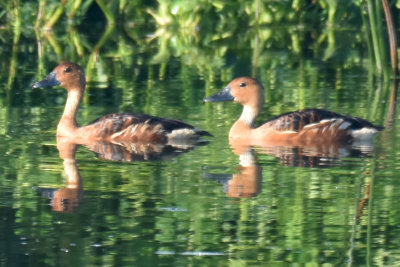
[229,106,259,138]
[57,90,82,136]
[238,106,259,127]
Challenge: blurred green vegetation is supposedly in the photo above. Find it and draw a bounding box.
[0,0,398,86]
[0,0,397,120]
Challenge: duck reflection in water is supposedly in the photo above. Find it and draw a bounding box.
[203,77,383,198]
[36,131,210,212]
[204,147,262,198]
[35,138,83,212]
[203,141,375,199]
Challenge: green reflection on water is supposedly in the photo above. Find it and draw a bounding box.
[1,2,400,267]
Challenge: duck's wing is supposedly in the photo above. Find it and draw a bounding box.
[87,112,211,142]
[261,109,383,141]
[262,109,381,131]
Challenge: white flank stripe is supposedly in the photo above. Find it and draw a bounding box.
[167,128,197,139]
[338,121,351,130]
[351,127,379,140]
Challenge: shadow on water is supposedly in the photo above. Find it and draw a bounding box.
[34,136,209,212]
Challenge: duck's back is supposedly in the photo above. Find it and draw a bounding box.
[86,112,210,143]
[259,109,383,142]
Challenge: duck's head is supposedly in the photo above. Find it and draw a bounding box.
[32,62,86,92]
[204,77,264,110]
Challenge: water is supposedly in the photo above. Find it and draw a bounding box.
[1,13,400,267]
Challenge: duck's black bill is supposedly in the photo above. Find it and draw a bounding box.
[203,86,234,102]
[32,72,60,89]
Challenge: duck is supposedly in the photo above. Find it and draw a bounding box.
[204,77,383,146]
[32,62,211,145]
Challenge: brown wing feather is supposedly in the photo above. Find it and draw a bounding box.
[296,118,353,143]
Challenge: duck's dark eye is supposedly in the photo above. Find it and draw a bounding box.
[239,82,246,88]
[64,67,72,73]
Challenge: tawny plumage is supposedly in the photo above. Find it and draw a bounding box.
[32,62,211,146]
[204,77,383,146]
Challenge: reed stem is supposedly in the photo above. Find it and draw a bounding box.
[367,0,383,74]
